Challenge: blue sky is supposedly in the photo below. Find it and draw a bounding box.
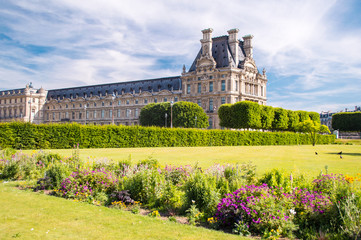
[1,0,361,112]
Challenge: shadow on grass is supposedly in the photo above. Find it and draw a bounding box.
[326,152,361,156]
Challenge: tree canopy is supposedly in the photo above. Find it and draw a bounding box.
[297,120,330,146]
[139,101,209,128]
[332,112,361,131]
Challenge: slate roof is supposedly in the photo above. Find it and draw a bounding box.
[0,88,26,96]
[47,76,181,100]
[188,35,246,72]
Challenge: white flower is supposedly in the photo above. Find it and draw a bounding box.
[290,209,296,215]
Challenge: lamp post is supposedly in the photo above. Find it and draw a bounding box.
[28,95,32,123]
[84,105,87,125]
[170,101,174,128]
[195,116,197,128]
[112,93,116,125]
[165,113,168,127]
[213,106,217,129]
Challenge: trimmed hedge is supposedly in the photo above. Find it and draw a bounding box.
[218,101,321,131]
[0,122,335,149]
[332,112,361,131]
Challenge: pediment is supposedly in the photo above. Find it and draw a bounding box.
[196,55,216,69]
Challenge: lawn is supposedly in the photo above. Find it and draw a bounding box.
[0,182,244,240]
[24,144,361,177]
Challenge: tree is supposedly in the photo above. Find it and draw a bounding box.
[287,110,299,131]
[172,101,209,128]
[298,120,330,146]
[272,108,289,131]
[232,101,262,129]
[218,104,234,128]
[260,105,274,130]
[139,101,209,128]
[332,112,361,131]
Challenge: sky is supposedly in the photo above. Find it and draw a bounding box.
[1,0,361,113]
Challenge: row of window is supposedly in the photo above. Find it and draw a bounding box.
[50,84,175,101]
[186,80,238,94]
[0,98,36,104]
[47,97,179,110]
[46,108,140,121]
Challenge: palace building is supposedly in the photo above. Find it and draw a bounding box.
[0,28,267,129]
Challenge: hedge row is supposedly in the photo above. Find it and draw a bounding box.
[218,101,320,131]
[0,122,335,149]
[332,112,361,131]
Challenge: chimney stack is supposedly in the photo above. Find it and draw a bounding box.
[227,29,239,66]
[201,28,213,57]
[242,34,254,58]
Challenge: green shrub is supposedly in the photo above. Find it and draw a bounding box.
[45,163,71,189]
[184,170,220,216]
[0,122,335,149]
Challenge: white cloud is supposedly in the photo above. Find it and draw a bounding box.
[1,0,361,112]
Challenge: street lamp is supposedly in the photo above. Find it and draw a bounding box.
[84,105,87,125]
[165,113,168,127]
[28,96,32,123]
[195,116,197,128]
[213,106,217,129]
[170,101,174,128]
[112,93,116,125]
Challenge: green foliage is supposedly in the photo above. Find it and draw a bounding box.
[298,120,331,146]
[184,170,220,216]
[0,122,335,149]
[287,110,300,131]
[45,163,71,189]
[258,169,292,192]
[309,111,320,123]
[332,112,361,131]
[297,110,311,122]
[232,101,262,129]
[173,101,209,128]
[139,101,209,128]
[272,107,289,131]
[218,104,233,128]
[261,105,275,130]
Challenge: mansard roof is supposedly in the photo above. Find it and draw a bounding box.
[47,76,181,100]
[0,88,25,96]
[188,35,246,72]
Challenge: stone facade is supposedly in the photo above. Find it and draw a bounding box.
[0,28,267,128]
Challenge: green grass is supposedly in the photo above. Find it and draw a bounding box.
[25,144,361,177]
[0,182,244,240]
[335,139,361,145]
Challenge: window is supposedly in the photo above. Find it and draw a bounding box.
[94,110,97,118]
[135,99,138,104]
[261,86,264,96]
[126,109,130,117]
[187,84,191,94]
[164,98,167,102]
[117,109,121,118]
[126,100,130,105]
[109,110,112,118]
[209,99,214,112]
[198,77,201,80]
[221,97,226,105]
[80,103,82,108]
[197,99,201,107]
[66,104,68,108]
[79,112,82,119]
[221,80,226,91]
[101,110,104,118]
[198,83,201,93]
[154,98,157,103]
[209,82,213,92]
[94,102,97,107]
[135,108,139,117]
[72,112,75,119]
[144,99,148,104]
[118,100,121,105]
[110,101,112,106]
[221,74,225,78]
[174,97,178,102]
[66,112,69,118]
[209,76,213,79]
[102,102,105,106]
[235,81,239,91]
